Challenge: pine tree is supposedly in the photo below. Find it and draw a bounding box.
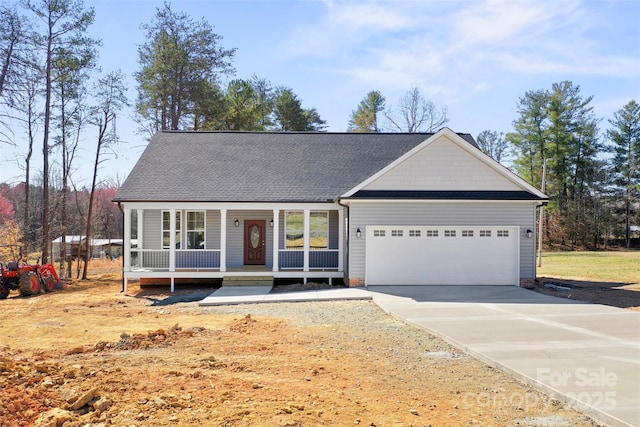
[607,100,640,247]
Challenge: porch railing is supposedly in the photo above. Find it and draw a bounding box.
[130,249,169,270]
[129,249,220,270]
[279,249,339,270]
[176,249,220,269]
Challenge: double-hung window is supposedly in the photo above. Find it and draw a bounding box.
[285,211,328,250]
[186,211,205,249]
[162,211,181,249]
[309,211,328,249]
[285,211,304,249]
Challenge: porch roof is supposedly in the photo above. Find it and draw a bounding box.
[114,131,476,203]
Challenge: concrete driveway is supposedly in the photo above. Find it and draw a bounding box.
[368,285,640,427]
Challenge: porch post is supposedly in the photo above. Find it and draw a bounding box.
[220,209,227,272]
[338,207,344,272]
[169,209,176,272]
[303,209,310,272]
[272,209,279,272]
[137,209,144,250]
[123,208,131,272]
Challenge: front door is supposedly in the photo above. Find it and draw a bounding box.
[244,220,266,265]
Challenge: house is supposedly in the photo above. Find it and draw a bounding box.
[113,128,547,292]
[51,235,84,262]
[52,236,123,261]
[90,239,124,259]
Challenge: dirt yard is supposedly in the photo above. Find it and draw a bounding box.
[534,278,640,312]
[0,262,606,426]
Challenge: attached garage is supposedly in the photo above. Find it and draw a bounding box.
[365,225,520,286]
[340,129,547,288]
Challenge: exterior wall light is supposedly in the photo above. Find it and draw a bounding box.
[356,227,362,238]
[269,218,274,227]
[234,219,239,227]
[526,229,533,239]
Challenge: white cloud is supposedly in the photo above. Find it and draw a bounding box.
[332,3,414,31]
[497,52,640,78]
[282,0,640,130]
[451,0,579,47]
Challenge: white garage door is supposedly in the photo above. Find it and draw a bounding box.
[365,226,519,286]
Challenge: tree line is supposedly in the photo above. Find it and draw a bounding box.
[350,83,639,250]
[0,0,128,279]
[477,83,638,250]
[0,183,123,277]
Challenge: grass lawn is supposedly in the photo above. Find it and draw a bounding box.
[537,251,640,283]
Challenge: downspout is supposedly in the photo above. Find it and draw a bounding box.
[336,197,350,286]
[116,201,125,293]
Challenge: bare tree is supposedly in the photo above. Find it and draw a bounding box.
[476,130,509,163]
[82,70,128,279]
[0,3,23,99]
[24,0,97,263]
[0,3,27,146]
[13,66,43,254]
[385,85,448,133]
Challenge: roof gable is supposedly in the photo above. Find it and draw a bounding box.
[342,128,546,199]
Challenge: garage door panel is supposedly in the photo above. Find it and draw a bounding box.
[365,226,519,286]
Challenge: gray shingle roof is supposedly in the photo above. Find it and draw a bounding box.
[114,131,476,203]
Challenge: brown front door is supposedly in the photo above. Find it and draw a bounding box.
[244,220,266,265]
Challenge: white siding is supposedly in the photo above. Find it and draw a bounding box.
[206,210,221,249]
[364,136,521,191]
[349,201,537,282]
[143,210,162,250]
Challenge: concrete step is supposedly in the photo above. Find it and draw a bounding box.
[222,276,273,287]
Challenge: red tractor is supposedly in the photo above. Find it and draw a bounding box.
[0,260,64,299]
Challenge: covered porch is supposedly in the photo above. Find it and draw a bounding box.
[121,202,346,292]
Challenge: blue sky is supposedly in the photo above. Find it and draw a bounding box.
[1,0,639,186]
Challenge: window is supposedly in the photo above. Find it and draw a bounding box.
[409,230,421,237]
[310,211,328,249]
[285,211,304,249]
[480,230,491,237]
[462,230,474,237]
[373,229,385,237]
[444,230,456,237]
[426,230,439,237]
[497,230,509,237]
[391,229,403,237]
[285,211,329,249]
[162,211,181,249]
[186,211,205,249]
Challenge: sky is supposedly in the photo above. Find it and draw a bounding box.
[1,0,639,187]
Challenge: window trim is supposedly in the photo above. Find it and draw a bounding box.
[309,211,329,250]
[186,210,206,250]
[285,211,304,250]
[162,210,182,250]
